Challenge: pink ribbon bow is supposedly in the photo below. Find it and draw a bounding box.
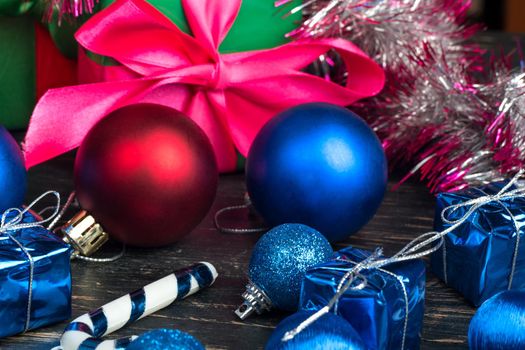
[23,0,385,171]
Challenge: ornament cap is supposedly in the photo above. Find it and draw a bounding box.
[60,210,109,256]
[235,281,272,320]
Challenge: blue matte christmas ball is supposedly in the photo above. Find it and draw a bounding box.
[469,290,525,350]
[127,329,205,350]
[0,126,26,212]
[249,223,333,311]
[246,103,387,242]
[265,311,366,350]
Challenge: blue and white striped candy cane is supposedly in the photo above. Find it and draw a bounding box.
[60,262,218,350]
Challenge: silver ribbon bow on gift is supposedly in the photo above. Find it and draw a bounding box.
[0,191,62,333]
[439,170,525,288]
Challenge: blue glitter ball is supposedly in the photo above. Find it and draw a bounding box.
[469,290,525,350]
[265,311,366,350]
[249,223,333,311]
[127,329,205,350]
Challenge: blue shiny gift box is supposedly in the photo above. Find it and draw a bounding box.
[300,246,426,350]
[0,209,72,338]
[431,181,525,307]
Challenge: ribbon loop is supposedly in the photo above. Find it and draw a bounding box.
[181,0,240,52]
[441,169,525,225]
[0,191,62,234]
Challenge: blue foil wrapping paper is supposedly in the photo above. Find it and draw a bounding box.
[431,181,525,307]
[300,246,426,350]
[0,209,72,338]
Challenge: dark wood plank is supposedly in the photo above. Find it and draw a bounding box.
[0,145,476,349]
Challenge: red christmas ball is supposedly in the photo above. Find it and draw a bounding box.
[74,104,218,247]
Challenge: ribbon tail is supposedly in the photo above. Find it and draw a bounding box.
[329,38,385,98]
[23,79,157,168]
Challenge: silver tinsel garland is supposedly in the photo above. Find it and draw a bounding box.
[286,0,525,192]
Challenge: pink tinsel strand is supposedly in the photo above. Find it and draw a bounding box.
[44,0,98,22]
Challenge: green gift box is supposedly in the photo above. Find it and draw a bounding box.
[0,0,87,129]
[103,0,303,52]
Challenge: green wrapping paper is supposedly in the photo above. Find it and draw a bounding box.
[0,16,35,129]
[0,0,32,15]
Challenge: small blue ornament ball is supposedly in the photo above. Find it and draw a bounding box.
[468,290,525,350]
[127,329,205,350]
[0,126,26,212]
[249,223,333,311]
[265,311,366,350]
[246,102,387,242]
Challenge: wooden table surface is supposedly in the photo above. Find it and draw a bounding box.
[0,146,474,350]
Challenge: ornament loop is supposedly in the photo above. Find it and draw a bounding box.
[43,191,122,262]
[234,281,273,320]
[60,210,109,256]
[214,193,268,234]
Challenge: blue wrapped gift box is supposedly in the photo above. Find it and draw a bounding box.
[0,209,72,338]
[300,246,426,350]
[431,181,525,306]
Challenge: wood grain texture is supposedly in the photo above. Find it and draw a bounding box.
[0,142,476,349]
